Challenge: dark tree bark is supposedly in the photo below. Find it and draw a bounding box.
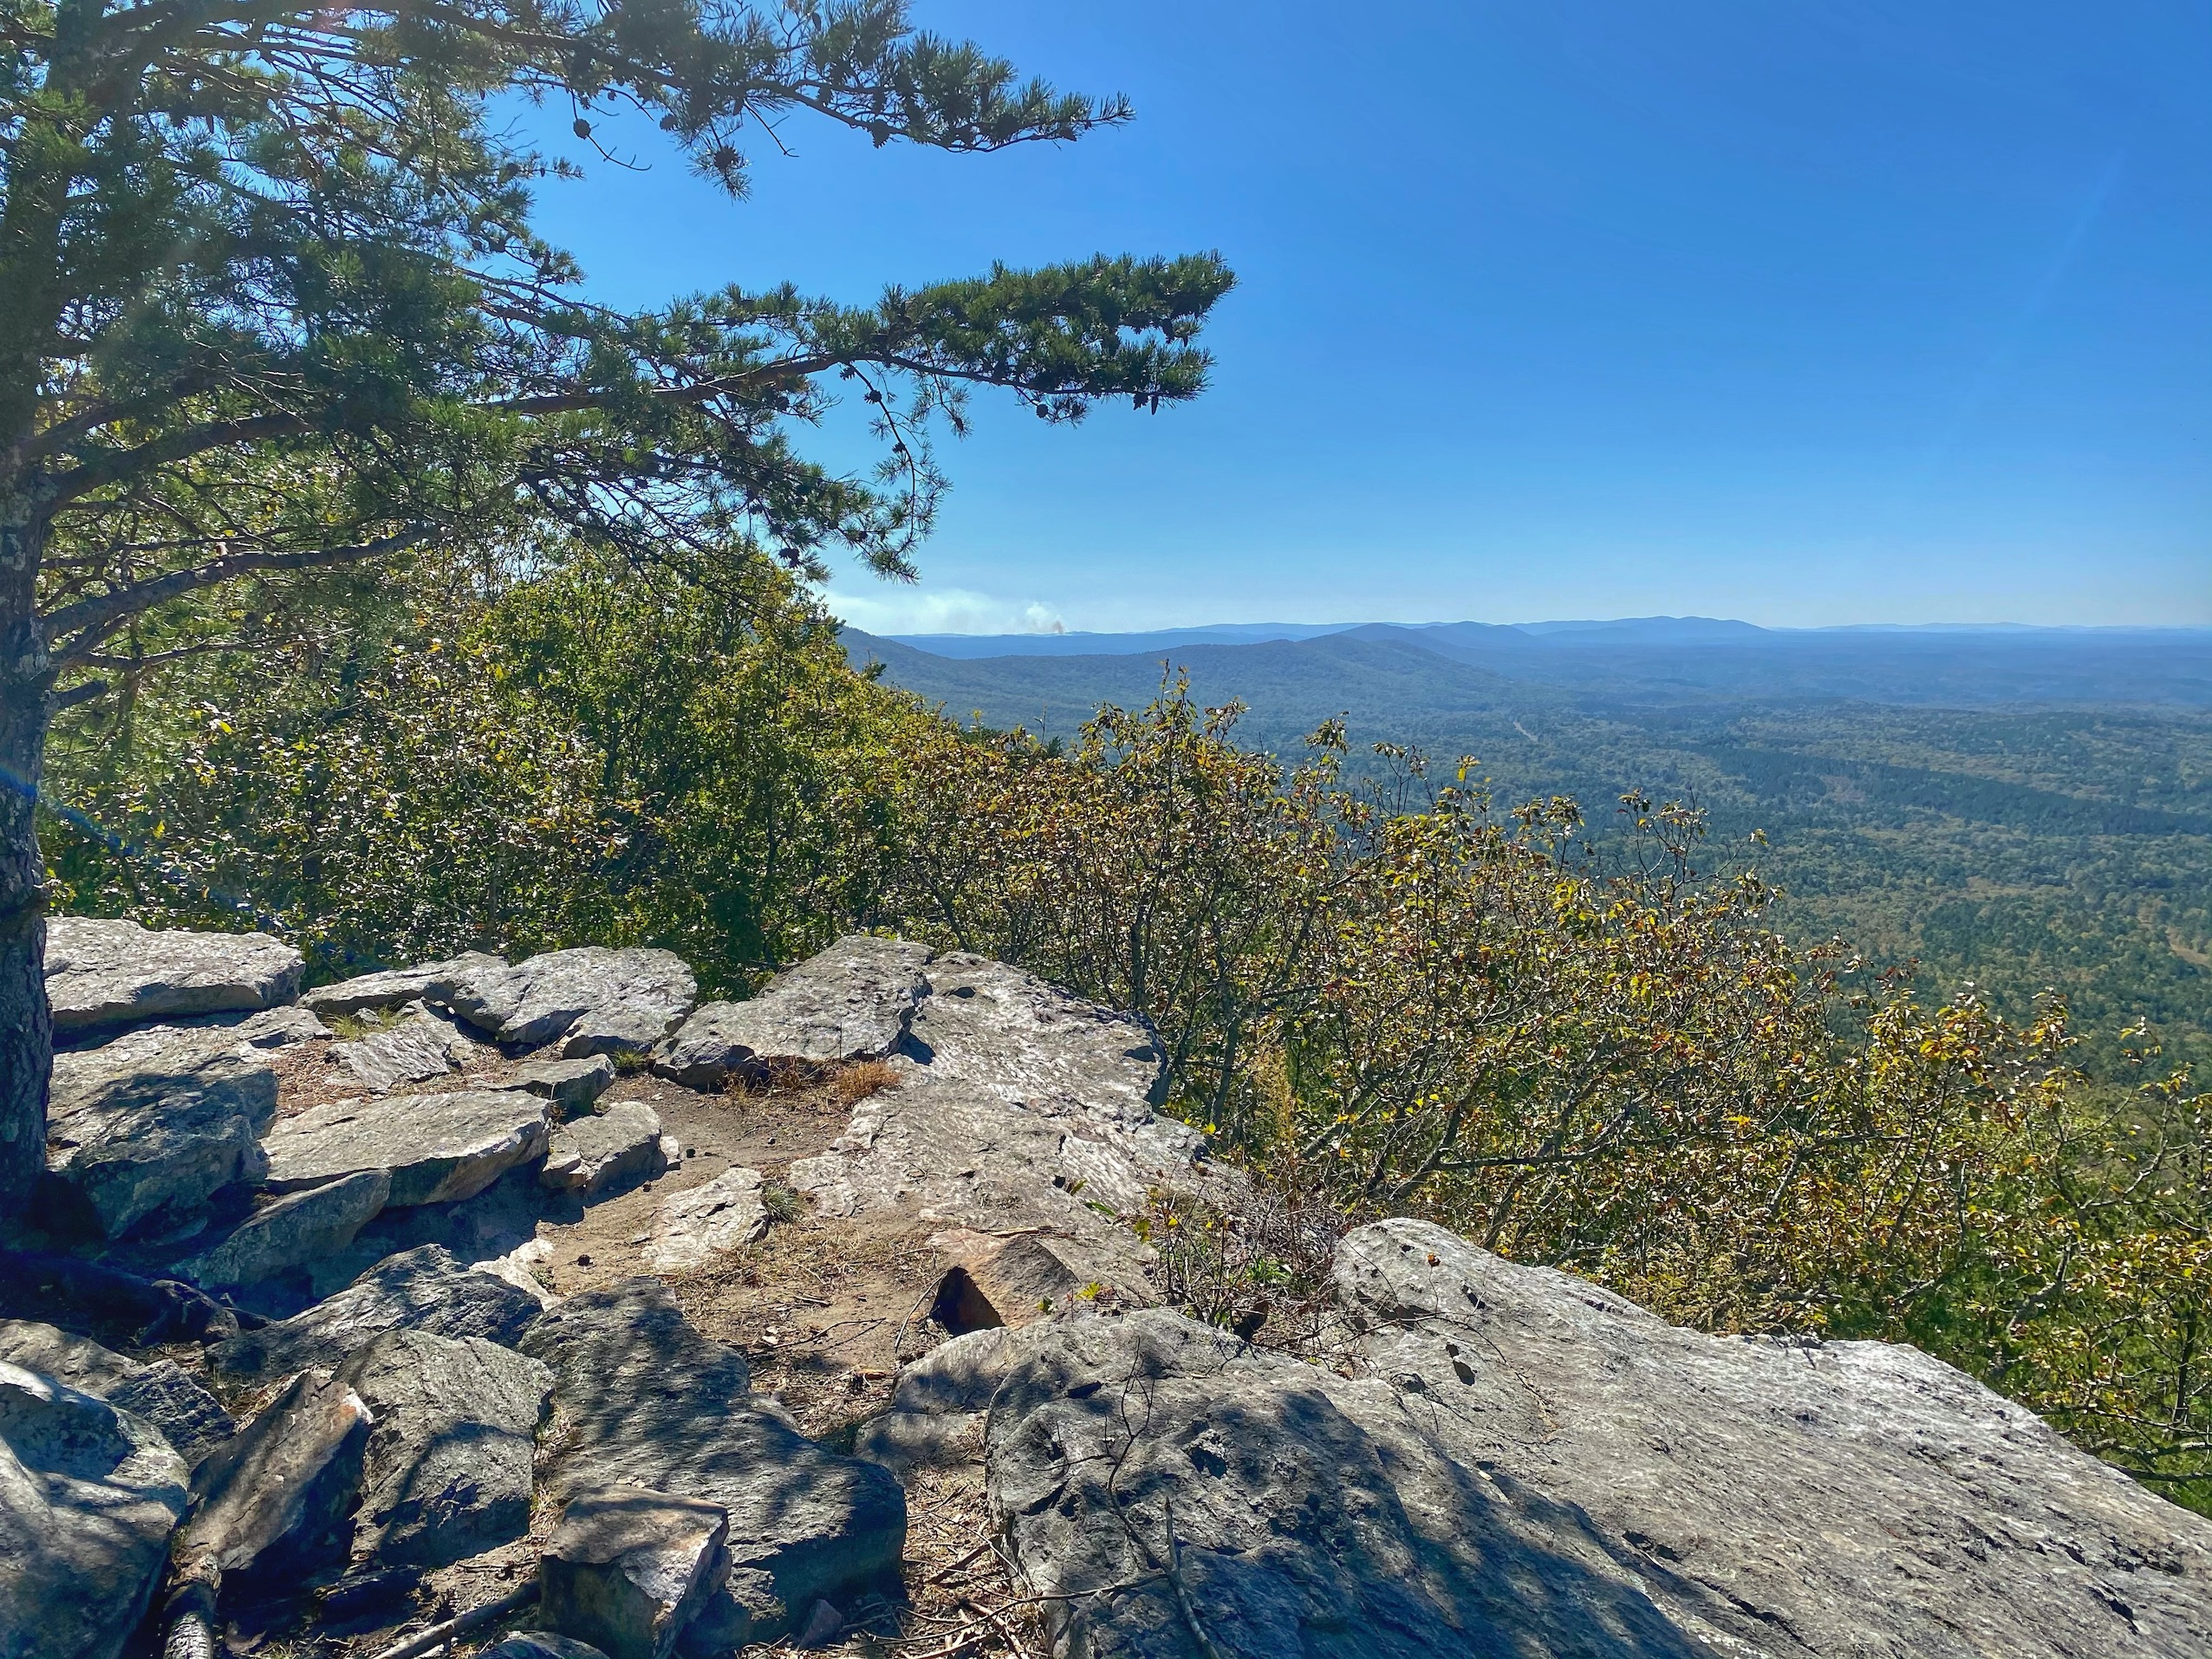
[0,494,52,1232]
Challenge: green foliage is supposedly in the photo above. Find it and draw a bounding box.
[45,551,915,991]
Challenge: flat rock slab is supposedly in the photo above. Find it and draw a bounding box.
[44,916,303,1036]
[209,1245,544,1385]
[0,1321,235,1468]
[1335,1217,2212,1658]
[46,1022,280,1239]
[642,1168,768,1272]
[302,952,507,1018]
[522,1280,904,1643]
[263,1089,550,1207]
[543,1101,667,1199]
[541,1486,731,1659]
[446,947,697,1056]
[189,1169,393,1288]
[655,936,931,1089]
[0,1362,192,1659]
[329,1002,484,1093]
[986,1239,2212,1659]
[789,956,1194,1280]
[337,1329,552,1569]
[172,1369,373,1606]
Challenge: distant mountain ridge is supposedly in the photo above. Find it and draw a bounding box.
[886,615,2212,661]
[856,616,2212,718]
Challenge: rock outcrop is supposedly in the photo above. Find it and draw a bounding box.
[0,1321,236,1468]
[27,921,2212,1659]
[542,1100,667,1198]
[979,1226,2212,1659]
[789,953,1187,1292]
[0,1362,191,1659]
[541,1486,732,1659]
[643,1167,768,1272]
[44,916,303,1036]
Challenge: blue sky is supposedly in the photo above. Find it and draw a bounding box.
[530,2,2212,631]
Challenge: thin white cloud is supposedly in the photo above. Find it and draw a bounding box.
[821,585,1065,635]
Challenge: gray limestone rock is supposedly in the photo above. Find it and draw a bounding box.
[788,955,1192,1286]
[301,951,507,1018]
[171,1369,373,1605]
[498,1054,617,1114]
[444,947,697,1056]
[328,1001,483,1092]
[44,916,303,1036]
[46,1022,279,1238]
[642,1168,767,1272]
[983,1236,2212,1659]
[541,1486,731,1659]
[263,1089,550,1207]
[335,1329,553,1568]
[0,1362,191,1659]
[522,1280,904,1642]
[655,936,931,1089]
[0,1321,234,1467]
[188,1169,393,1288]
[542,1101,667,1199]
[208,1245,543,1384]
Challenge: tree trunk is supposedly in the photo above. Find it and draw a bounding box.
[0,492,53,1233]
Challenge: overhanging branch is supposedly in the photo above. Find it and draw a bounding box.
[42,528,429,668]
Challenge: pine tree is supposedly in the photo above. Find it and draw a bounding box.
[0,0,1233,1219]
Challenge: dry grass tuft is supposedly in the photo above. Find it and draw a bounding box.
[832,1057,900,1106]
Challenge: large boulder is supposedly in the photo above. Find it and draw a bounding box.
[262,1089,550,1207]
[336,1329,553,1568]
[0,1362,191,1659]
[208,1244,543,1385]
[170,1369,373,1608]
[655,936,932,1089]
[982,1233,2212,1659]
[542,1101,667,1199]
[0,1321,235,1468]
[445,947,697,1056]
[44,916,303,1036]
[189,1168,393,1288]
[521,1280,904,1643]
[45,1022,280,1238]
[788,954,1192,1282]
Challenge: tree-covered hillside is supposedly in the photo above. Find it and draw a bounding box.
[849,626,2212,1071]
